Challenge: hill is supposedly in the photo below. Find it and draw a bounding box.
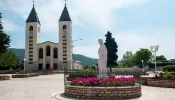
[10,48,98,67]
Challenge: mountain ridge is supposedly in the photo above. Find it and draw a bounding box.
[10,48,98,67]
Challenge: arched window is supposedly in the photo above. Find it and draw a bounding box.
[63,25,66,30]
[39,48,43,59]
[29,26,33,31]
[53,48,58,58]
[63,25,67,36]
[46,45,50,56]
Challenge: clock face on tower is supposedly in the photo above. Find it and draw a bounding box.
[29,31,33,37]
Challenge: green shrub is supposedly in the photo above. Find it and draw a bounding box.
[80,68,96,73]
[68,67,96,81]
[117,65,129,68]
[165,72,175,78]
[159,72,164,78]
[149,62,175,68]
[68,72,96,81]
[25,70,32,73]
[163,65,175,72]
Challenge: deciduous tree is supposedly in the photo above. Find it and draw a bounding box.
[121,51,135,67]
[0,50,18,69]
[134,48,152,67]
[156,55,166,61]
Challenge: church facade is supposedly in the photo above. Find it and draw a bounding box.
[24,4,82,70]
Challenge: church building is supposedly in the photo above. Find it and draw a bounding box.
[24,2,82,70]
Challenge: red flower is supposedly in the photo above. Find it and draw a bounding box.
[71,77,136,87]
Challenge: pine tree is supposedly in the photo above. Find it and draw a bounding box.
[0,13,11,55]
[104,31,118,72]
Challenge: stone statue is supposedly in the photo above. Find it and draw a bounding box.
[98,39,108,78]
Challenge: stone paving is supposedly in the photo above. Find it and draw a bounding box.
[0,74,175,100]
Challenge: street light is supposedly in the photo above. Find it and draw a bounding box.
[71,39,83,48]
[141,60,144,68]
[70,39,83,70]
[150,45,159,72]
[24,58,26,74]
[72,39,83,42]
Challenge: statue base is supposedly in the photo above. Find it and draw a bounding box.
[97,74,108,79]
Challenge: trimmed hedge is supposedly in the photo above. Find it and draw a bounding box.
[149,62,175,69]
[163,65,175,72]
[68,72,96,81]
[164,72,175,78]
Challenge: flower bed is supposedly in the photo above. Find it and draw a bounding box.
[147,79,175,88]
[71,77,135,87]
[65,85,141,99]
[12,73,39,78]
[0,75,10,80]
[65,77,141,99]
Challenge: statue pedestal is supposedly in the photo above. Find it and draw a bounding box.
[97,74,108,79]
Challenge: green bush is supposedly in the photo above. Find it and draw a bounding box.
[68,72,96,81]
[68,67,96,81]
[80,68,96,73]
[25,70,32,73]
[150,62,175,68]
[163,65,175,72]
[159,72,164,78]
[117,65,129,68]
[165,72,175,78]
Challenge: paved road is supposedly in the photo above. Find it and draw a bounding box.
[0,74,175,100]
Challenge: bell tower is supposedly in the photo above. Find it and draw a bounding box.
[58,4,73,70]
[25,2,41,70]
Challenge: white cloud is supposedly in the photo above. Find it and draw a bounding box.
[2,19,19,33]
[4,0,148,33]
[74,29,175,60]
[115,29,175,60]
[4,0,174,61]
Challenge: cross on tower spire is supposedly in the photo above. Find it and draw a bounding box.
[65,0,67,6]
[33,0,35,7]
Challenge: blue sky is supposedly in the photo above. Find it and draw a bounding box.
[0,0,175,60]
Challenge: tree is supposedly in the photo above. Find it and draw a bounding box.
[156,55,166,61]
[104,31,118,72]
[121,51,135,67]
[134,48,152,67]
[0,50,18,69]
[0,13,11,55]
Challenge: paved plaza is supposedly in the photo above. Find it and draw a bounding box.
[0,74,175,100]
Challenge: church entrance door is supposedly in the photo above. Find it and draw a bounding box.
[54,63,58,70]
[46,64,50,70]
[38,64,42,70]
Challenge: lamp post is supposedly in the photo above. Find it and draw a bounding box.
[71,39,83,70]
[141,60,144,68]
[72,39,83,42]
[72,39,83,47]
[150,45,159,72]
[23,58,26,74]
